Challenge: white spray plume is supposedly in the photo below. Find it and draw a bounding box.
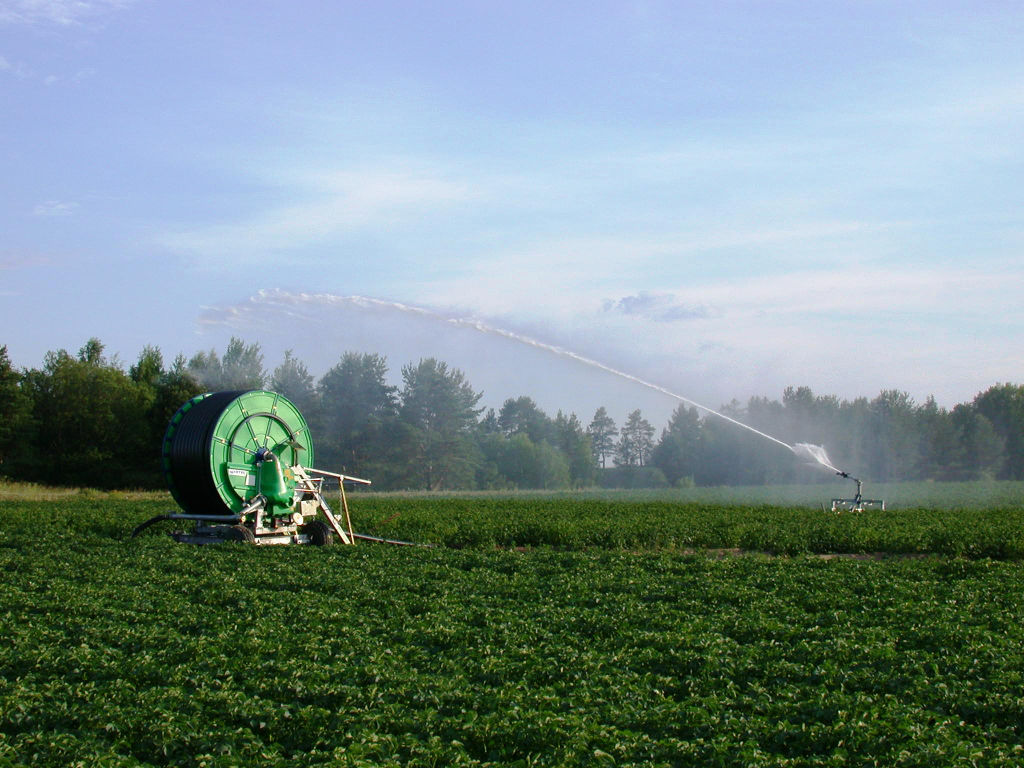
[791,442,841,473]
[309,293,798,450]
[214,290,849,474]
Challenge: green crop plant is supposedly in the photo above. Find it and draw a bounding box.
[3,495,1024,766]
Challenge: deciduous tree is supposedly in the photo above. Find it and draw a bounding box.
[0,346,32,472]
[21,340,153,486]
[973,384,1024,480]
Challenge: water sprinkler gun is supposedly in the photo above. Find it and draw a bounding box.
[791,443,885,512]
[830,470,885,513]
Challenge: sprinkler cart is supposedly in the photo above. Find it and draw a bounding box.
[830,471,885,513]
[132,390,376,545]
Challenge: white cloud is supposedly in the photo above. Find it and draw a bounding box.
[32,200,79,217]
[38,69,94,85]
[0,0,134,26]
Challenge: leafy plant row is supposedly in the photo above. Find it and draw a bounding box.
[351,495,1024,558]
[3,511,1024,767]
[7,490,1024,558]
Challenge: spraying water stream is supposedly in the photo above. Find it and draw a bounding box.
[247,291,846,476]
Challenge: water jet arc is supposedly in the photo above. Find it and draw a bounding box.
[249,291,846,475]
[328,294,840,463]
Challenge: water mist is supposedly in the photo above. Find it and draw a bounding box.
[242,290,850,477]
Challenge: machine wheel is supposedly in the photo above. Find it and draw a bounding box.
[222,524,256,543]
[304,519,334,546]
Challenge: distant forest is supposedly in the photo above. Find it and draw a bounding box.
[1,338,1021,490]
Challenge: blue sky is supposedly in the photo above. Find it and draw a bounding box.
[2,1,1022,428]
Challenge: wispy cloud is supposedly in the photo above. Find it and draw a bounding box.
[1,54,97,84]
[32,200,79,217]
[602,292,716,322]
[160,168,473,263]
[0,53,31,78]
[39,67,96,85]
[0,0,134,26]
[412,214,899,321]
[664,264,1023,321]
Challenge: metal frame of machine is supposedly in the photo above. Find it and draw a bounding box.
[161,466,372,546]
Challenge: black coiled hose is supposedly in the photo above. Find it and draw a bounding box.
[163,391,244,515]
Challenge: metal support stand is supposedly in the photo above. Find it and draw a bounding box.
[830,472,885,512]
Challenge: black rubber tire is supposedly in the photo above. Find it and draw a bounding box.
[304,519,333,546]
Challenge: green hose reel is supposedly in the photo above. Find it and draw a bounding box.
[162,390,315,518]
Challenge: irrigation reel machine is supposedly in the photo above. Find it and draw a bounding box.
[133,390,381,546]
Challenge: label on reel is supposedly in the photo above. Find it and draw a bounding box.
[227,467,256,486]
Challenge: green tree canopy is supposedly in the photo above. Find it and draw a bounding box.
[398,358,483,490]
[652,404,701,486]
[0,345,32,471]
[866,390,921,482]
[188,337,265,391]
[494,432,570,490]
[270,350,318,419]
[554,410,595,488]
[2,337,1018,490]
[498,396,553,444]
[316,352,398,477]
[950,404,1004,480]
[973,383,1024,480]
[616,409,655,468]
[129,345,164,388]
[21,340,154,486]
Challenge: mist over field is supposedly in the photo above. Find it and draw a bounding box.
[196,289,716,428]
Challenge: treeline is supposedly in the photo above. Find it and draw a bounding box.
[0,338,1021,490]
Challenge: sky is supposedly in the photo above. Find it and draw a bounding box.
[2,0,1022,430]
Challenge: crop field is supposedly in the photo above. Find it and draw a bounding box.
[3,488,1024,766]
[374,480,1024,511]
